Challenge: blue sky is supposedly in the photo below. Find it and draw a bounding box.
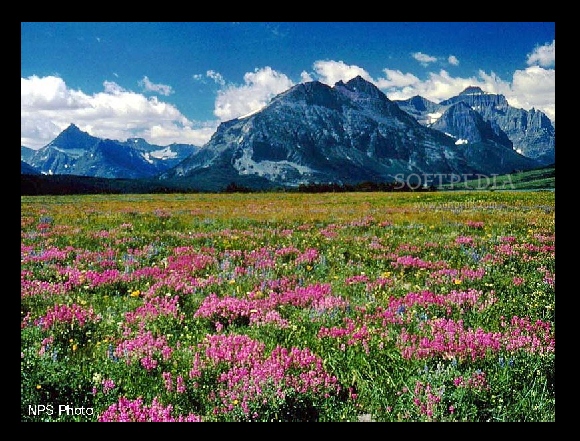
[21,22,555,149]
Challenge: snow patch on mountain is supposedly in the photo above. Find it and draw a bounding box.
[443,131,468,145]
[233,145,314,184]
[427,112,442,124]
[239,107,265,120]
[148,147,179,160]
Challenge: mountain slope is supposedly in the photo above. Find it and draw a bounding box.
[161,77,540,190]
[21,161,40,175]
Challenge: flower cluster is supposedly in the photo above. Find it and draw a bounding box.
[188,334,341,419]
[33,303,101,330]
[98,396,201,422]
[115,330,173,371]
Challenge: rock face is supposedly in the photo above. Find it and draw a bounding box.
[397,86,555,165]
[430,102,513,148]
[161,77,540,190]
[394,95,442,126]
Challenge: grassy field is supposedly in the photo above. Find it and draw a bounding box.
[437,165,555,191]
[21,190,555,421]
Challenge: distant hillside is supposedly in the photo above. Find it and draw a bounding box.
[20,174,186,195]
[437,164,555,191]
[21,164,555,195]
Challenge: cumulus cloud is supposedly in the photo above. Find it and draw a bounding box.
[507,66,555,120]
[375,69,421,89]
[21,75,214,148]
[311,60,372,86]
[213,66,294,120]
[527,40,555,68]
[412,52,437,66]
[139,76,173,96]
[300,71,314,82]
[379,69,475,103]
[448,55,459,66]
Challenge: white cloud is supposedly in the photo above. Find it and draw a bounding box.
[527,40,555,68]
[507,66,555,121]
[374,65,555,123]
[311,60,372,86]
[213,66,294,121]
[412,52,437,66]
[376,69,421,89]
[139,76,173,96]
[143,122,218,147]
[379,69,478,103]
[448,55,459,66]
[300,71,314,82]
[206,70,226,86]
[21,75,213,149]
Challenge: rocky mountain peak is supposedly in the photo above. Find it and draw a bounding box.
[334,75,384,100]
[344,75,382,96]
[459,86,485,95]
[271,80,343,110]
[46,123,99,151]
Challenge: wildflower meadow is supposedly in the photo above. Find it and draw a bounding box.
[21,190,555,422]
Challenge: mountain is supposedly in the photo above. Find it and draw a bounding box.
[160,76,540,190]
[430,102,513,147]
[21,146,36,163]
[393,95,442,126]
[22,124,199,179]
[396,86,555,165]
[21,160,40,175]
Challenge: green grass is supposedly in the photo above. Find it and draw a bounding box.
[438,165,555,191]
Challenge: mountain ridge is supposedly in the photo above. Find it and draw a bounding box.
[395,86,555,164]
[22,124,199,178]
[22,77,554,191]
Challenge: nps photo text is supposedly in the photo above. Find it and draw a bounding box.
[27,404,94,417]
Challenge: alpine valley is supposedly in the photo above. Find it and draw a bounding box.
[21,76,555,193]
